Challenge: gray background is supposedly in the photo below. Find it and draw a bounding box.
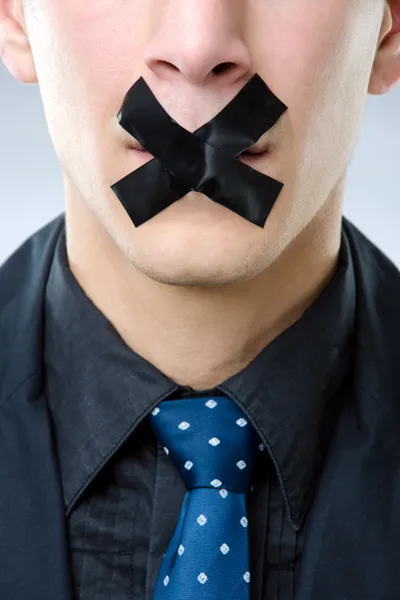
[0,64,399,266]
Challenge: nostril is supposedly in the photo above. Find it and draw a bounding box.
[145,59,181,79]
[212,62,236,75]
[158,60,180,71]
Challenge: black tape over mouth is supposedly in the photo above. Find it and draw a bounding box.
[111,73,288,228]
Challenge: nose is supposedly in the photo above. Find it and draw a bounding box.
[143,0,251,87]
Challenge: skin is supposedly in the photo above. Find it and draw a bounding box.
[1,0,399,389]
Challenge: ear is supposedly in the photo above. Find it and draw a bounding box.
[0,0,37,83]
[368,1,400,95]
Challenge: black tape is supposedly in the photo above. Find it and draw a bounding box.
[111,74,287,227]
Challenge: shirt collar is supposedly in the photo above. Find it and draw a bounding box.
[44,223,355,529]
[220,230,356,530]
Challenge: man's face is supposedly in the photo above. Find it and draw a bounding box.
[11,0,390,283]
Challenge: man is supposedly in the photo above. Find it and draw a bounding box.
[1,0,400,598]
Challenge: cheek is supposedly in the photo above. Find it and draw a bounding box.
[250,0,382,177]
[244,0,383,242]
[50,2,150,112]
[25,0,149,162]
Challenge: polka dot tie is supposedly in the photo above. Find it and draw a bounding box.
[150,395,264,599]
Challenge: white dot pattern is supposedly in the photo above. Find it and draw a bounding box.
[210,479,222,487]
[197,514,207,526]
[205,399,218,409]
[208,437,221,446]
[220,543,230,554]
[150,395,259,598]
[178,421,190,430]
[198,573,208,584]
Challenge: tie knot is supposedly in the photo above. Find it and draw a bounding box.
[150,395,263,493]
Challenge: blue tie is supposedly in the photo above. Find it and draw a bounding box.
[150,394,264,599]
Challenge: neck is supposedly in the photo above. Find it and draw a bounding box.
[65,185,344,391]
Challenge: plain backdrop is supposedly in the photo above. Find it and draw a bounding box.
[0,64,399,266]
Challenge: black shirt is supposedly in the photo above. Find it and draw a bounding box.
[43,223,356,600]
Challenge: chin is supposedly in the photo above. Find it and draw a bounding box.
[134,257,257,287]
[130,230,265,287]
[125,195,266,285]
